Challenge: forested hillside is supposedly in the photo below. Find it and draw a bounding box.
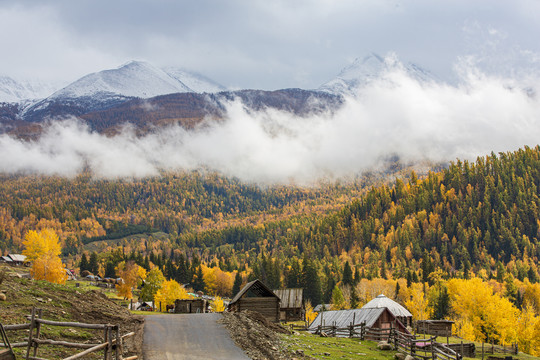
[2,146,540,353]
[2,147,540,281]
[173,145,540,285]
[0,170,372,253]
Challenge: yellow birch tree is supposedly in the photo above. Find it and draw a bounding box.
[210,296,226,312]
[448,278,518,344]
[154,279,190,310]
[115,261,145,300]
[22,229,67,284]
[305,300,317,325]
[404,283,429,320]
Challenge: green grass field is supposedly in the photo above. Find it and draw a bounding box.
[281,331,396,360]
[279,323,540,360]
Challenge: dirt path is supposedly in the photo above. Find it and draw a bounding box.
[142,313,251,360]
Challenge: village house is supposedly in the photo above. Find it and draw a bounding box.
[228,279,280,322]
[273,288,304,321]
[0,254,27,266]
[308,294,412,336]
[361,294,413,327]
[174,299,208,314]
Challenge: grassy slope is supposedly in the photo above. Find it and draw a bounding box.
[0,265,143,359]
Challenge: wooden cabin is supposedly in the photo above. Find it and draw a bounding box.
[228,279,280,322]
[415,320,454,337]
[0,254,27,266]
[174,299,208,313]
[273,288,304,321]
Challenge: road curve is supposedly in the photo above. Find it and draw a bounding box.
[142,313,250,360]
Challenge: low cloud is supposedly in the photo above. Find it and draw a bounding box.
[1,61,540,184]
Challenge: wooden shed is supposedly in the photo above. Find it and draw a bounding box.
[273,288,304,321]
[174,299,208,314]
[415,320,454,337]
[228,279,280,322]
[0,254,27,266]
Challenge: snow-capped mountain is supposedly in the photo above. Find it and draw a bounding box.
[164,67,225,93]
[49,61,225,101]
[0,76,60,103]
[17,61,228,122]
[319,53,437,95]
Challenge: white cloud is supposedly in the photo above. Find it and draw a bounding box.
[1,60,539,184]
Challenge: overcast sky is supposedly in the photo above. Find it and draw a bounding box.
[1,0,540,90]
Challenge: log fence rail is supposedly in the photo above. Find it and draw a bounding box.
[1,307,136,360]
[311,322,464,360]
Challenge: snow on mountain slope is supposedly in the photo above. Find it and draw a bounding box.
[319,53,438,95]
[0,76,60,103]
[164,67,226,93]
[49,61,226,101]
[50,61,193,100]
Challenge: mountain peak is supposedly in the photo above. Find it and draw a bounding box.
[49,61,225,101]
[319,53,437,95]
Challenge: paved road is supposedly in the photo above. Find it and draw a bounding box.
[142,313,250,360]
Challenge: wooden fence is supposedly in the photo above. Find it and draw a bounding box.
[1,308,136,360]
[445,343,475,358]
[394,331,464,360]
[484,342,518,356]
[312,322,394,341]
[310,322,464,360]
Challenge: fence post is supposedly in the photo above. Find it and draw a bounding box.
[107,326,113,360]
[103,327,109,360]
[32,308,43,358]
[25,307,37,360]
[115,326,122,360]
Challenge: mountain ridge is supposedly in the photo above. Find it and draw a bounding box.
[0,54,436,137]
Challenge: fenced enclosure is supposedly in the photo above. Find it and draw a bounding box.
[311,321,395,341]
[1,308,136,360]
[310,321,465,360]
[481,341,518,356]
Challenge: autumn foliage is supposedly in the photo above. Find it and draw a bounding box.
[22,229,67,284]
[154,279,190,309]
[210,296,226,312]
[115,261,146,300]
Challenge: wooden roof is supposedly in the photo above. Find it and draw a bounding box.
[229,279,279,305]
[273,288,303,309]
